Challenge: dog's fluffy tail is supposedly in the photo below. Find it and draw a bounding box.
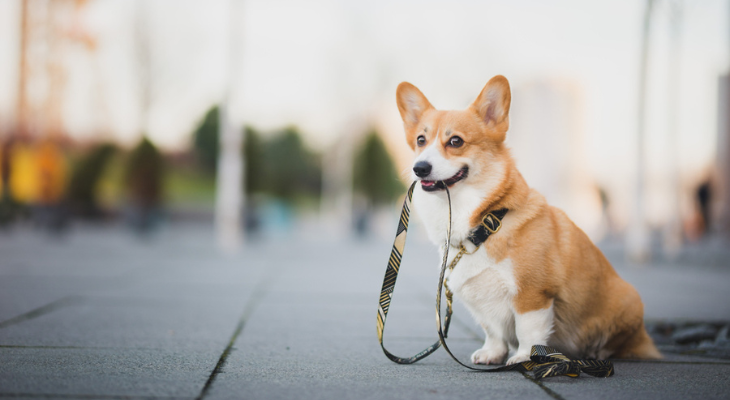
[615,327,662,359]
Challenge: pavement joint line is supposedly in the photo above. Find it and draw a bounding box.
[0,345,185,351]
[616,359,730,365]
[0,345,112,350]
[519,372,565,400]
[0,296,82,330]
[374,336,480,342]
[0,393,191,400]
[195,273,275,400]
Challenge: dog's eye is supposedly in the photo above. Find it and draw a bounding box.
[416,135,426,147]
[448,136,464,148]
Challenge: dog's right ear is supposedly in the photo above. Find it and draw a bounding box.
[396,82,433,131]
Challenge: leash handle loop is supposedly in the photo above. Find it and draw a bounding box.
[376,182,443,364]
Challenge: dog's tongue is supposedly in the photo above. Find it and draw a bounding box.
[421,180,435,187]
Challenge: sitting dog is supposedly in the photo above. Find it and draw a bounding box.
[395,75,661,365]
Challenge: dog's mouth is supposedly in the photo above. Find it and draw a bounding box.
[420,167,469,192]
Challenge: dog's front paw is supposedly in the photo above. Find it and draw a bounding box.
[471,348,507,365]
[506,352,531,365]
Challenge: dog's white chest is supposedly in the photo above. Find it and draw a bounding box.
[445,249,516,297]
[413,186,519,344]
[444,247,517,328]
[442,246,519,348]
[412,185,517,297]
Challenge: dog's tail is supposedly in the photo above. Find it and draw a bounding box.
[615,326,662,359]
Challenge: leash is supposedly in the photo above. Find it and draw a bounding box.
[376,182,443,364]
[376,182,615,379]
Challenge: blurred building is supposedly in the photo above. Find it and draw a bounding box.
[508,78,603,239]
[715,74,730,236]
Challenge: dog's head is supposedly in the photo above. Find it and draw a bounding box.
[396,75,511,192]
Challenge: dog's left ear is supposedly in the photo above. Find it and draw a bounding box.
[472,75,511,138]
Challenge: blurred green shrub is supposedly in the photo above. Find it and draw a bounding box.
[192,106,219,173]
[164,165,216,206]
[243,126,265,194]
[67,143,117,217]
[263,126,322,203]
[192,106,322,206]
[353,130,403,206]
[125,137,164,208]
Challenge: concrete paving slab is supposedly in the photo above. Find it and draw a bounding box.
[0,347,213,398]
[207,333,551,400]
[613,265,730,321]
[1,224,729,400]
[540,361,730,400]
[0,294,245,350]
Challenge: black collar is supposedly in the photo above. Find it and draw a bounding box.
[467,209,508,247]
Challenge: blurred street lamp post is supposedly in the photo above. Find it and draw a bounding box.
[627,0,655,262]
[15,0,30,139]
[215,0,244,251]
[664,0,683,256]
[717,1,730,237]
[320,128,356,235]
[216,103,243,250]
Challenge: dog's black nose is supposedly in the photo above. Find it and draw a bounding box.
[413,161,432,178]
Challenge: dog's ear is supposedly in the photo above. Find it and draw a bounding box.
[472,75,511,136]
[396,82,433,130]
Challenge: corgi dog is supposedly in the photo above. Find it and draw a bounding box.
[396,75,661,365]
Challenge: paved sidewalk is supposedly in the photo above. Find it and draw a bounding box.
[0,223,729,400]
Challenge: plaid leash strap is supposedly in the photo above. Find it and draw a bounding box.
[377,182,443,364]
[528,345,615,379]
[377,182,615,379]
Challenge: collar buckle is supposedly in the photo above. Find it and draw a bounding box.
[481,213,502,234]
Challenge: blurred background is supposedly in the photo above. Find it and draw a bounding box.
[0,0,729,261]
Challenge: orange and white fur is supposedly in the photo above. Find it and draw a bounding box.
[396,75,661,365]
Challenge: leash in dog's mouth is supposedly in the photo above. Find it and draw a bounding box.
[420,167,469,192]
[376,181,615,379]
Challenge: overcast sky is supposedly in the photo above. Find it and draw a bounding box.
[0,0,728,191]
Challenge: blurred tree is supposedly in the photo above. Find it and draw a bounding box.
[67,143,117,217]
[36,139,68,206]
[263,127,321,203]
[353,130,404,206]
[192,114,322,205]
[8,141,39,203]
[0,139,26,226]
[125,136,164,232]
[243,126,264,195]
[125,136,164,208]
[242,126,264,234]
[35,139,69,232]
[192,106,219,173]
